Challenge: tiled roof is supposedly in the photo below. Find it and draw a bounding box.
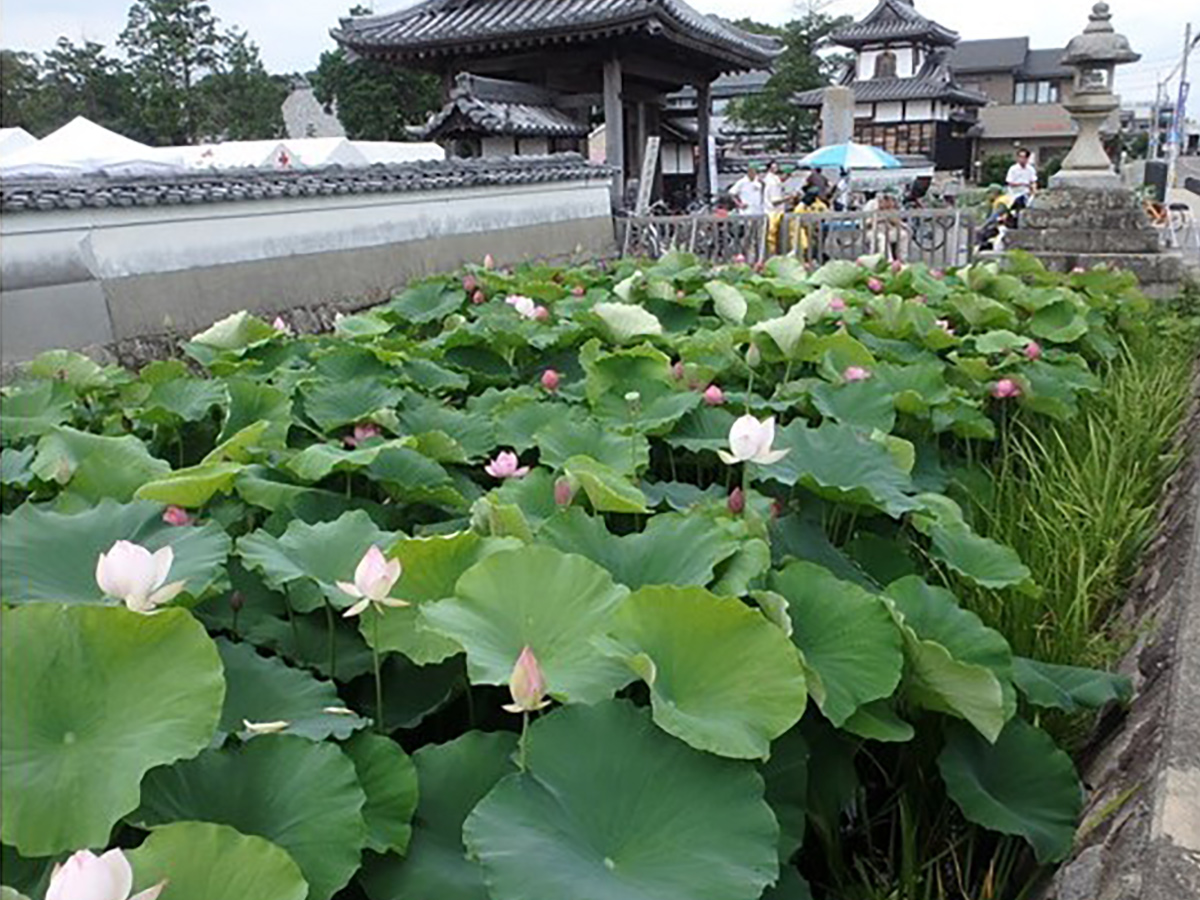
[1019,48,1072,80]
[424,97,589,139]
[0,155,607,214]
[795,77,988,107]
[947,38,1030,73]
[831,0,958,48]
[333,0,780,69]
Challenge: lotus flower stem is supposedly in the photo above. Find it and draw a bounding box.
[783,358,794,387]
[324,599,337,680]
[284,593,300,652]
[372,611,385,734]
[517,710,530,772]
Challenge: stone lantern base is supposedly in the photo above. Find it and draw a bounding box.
[997,186,1185,298]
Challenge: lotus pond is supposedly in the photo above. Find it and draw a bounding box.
[0,251,1181,900]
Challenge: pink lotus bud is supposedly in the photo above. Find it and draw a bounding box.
[837,319,848,328]
[229,590,245,613]
[541,369,560,392]
[344,422,381,448]
[162,505,193,527]
[271,316,293,335]
[463,274,478,292]
[936,319,956,336]
[472,289,486,304]
[992,378,1022,399]
[485,450,530,480]
[754,261,765,273]
[503,646,550,713]
[46,847,165,900]
[554,476,576,507]
[829,297,847,312]
[483,253,495,270]
[676,289,686,299]
[571,285,586,296]
[770,499,785,520]
[867,277,884,293]
[671,361,686,381]
[533,305,550,322]
[843,366,871,382]
[336,545,408,617]
[728,487,745,515]
[891,260,904,273]
[930,268,944,279]
[703,384,725,406]
[733,253,747,265]
[1024,341,1042,361]
[1071,266,1086,274]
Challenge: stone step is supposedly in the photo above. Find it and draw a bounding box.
[1030,186,1144,212]
[1021,208,1151,231]
[1006,228,1162,254]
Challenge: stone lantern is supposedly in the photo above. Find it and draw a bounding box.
[1051,2,1140,187]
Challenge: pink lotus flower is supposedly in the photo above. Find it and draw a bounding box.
[337,545,408,618]
[671,360,686,381]
[936,319,956,336]
[483,253,495,270]
[728,487,745,515]
[1024,341,1042,361]
[541,369,560,392]
[891,260,904,273]
[1071,266,1086,274]
[503,646,551,713]
[718,415,790,466]
[571,285,586,296]
[162,505,193,527]
[992,378,1022,399]
[867,277,884,293]
[843,366,872,382]
[676,289,686,299]
[344,422,382,449]
[463,274,478,292]
[47,848,165,900]
[754,260,765,273]
[533,305,550,322]
[472,289,486,304]
[96,541,187,614]
[733,253,747,264]
[930,268,944,279]
[829,297,847,312]
[272,316,293,336]
[703,384,725,406]
[485,450,530,480]
[554,476,576,507]
[505,294,538,319]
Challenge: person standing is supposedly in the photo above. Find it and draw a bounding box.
[1005,148,1038,200]
[730,165,765,216]
[763,161,788,253]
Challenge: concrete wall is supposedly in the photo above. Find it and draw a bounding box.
[1,177,614,362]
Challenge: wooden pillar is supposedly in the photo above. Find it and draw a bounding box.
[603,57,625,208]
[696,80,713,203]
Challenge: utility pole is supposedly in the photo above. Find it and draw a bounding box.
[1166,22,1192,186]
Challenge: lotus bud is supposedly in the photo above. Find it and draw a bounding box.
[1024,341,1042,361]
[624,391,641,414]
[554,476,576,507]
[891,260,904,273]
[472,289,486,304]
[541,369,560,392]
[1071,266,1086,274]
[463,274,478,293]
[483,253,495,270]
[733,253,747,264]
[936,319,956,336]
[930,268,945,279]
[746,344,762,368]
[676,289,686,299]
[829,297,847,312]
[336,545,408,617]
[271,316,293,335]
[229,590,245,613]
[703,384,725,406]
[727,487,745,515]
[533,305,550,322]
[770,499,785,520]
[671,360,686,381]
[571,285,586,296]
[992,378,1022,399]
[444,313,466,330]
[843,366,871,383]
[344,422,382,449]
[162,505,193,526]
[867,277,884,293]
[503,646,551,713]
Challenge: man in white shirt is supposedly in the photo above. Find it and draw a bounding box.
[729,165,765,216]
[762,161,787,213]
[1005,148,1038,199]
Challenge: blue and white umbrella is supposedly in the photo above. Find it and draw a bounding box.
[798,142,902,170]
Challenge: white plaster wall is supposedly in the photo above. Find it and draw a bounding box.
[875,102,904,123]
[906,100,933,121]
[0,179,613,291]
[481,136,517,156]
[517,137,549,156]
[855,46,915,80]
[855,104,874,119]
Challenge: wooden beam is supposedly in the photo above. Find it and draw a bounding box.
[603,57,625,208]
[696,79,712,203]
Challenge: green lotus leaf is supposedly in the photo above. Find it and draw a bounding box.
[972,329,1029,354]
[32,426,170,502]
[334,310,393,338]
[359,731,518,900]
[283,439,414,483]
[422,545,632,704]
[368,447,464,509]
[751,302,808,357]
[489,467,559,526]
[912,494,1032,590]
[809,379,896,433]
[134,735,367,900]
[1,499,231,605]
[938,718,1082,863]
[1,381,74,441]
[562,454,650,514]
[534,414,650,476]
[25,349,118,390]
[770,513,878,589]
[763,420,918,517]
[128,822,308,900]
[809,259,861,288]
[606,586,806,759]
[761,868,815,900]
[219,380,292,446]
[884,576,1013,741]
[761,726,809,859]
[711,537,772,598]
[348,654,464,733]
[366,532,521,664]
[134,461,245,508]
[189,311,278,352]
[770,561,904,726]
[0,887,32,900]
[1012,657,1132,713]
[705,281,748,324]
[303,377,405,432]
[134,376,227,427]
[592,301,664,342]
[215,638,368,742]
[489,396,563,451]
[236,510,400,613]
[342,732,419,855]
[539,509,741,591]
[0,446,34,489]
[390,281,465,323]
[841,699,914,743]
[1,605,224,855]
[400,402,497,461]
[665,406,739,452]
[464,700,779,900]
[1030,299,1089,343]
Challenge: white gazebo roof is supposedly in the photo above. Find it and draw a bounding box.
[350,140,445,164]
[0,117,187,178]
[179,141,293,170]
[0,127,38,157]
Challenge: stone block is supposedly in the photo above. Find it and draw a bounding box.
[1007,228,1161,254]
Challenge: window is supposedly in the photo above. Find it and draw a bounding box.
[854,122,933,157]
[1014,80,1060,105]
[874,51,897,80]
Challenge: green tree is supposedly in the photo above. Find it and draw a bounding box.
[1,49,50,132]
[119,0,221,144]
[725,7,854,152]
[310,47,441,141]
[40,38,141,138]
[197,29,288,140]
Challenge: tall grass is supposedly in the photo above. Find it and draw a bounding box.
[957,328,1196,667]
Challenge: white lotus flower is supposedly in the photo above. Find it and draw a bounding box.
[505,294,538,319]
[337,545,409,617]
[717,415,790,466]
[95,540,186,614]
[47,848,165,900]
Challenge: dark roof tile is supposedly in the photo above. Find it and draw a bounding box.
[947,38,1030,73]
[831,0,958,47]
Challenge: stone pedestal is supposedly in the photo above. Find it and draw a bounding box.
[820,87,855,147]
[1001,186,1184,298]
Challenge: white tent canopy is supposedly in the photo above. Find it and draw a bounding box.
[0,117,187,178]
[180,141,292,170]
[351,140,445,165]
[0,127,38,157]
[282,137,368,167]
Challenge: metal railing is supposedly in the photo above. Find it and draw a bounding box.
[618,208,977,268]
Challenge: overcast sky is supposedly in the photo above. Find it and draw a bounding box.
[2,0,1194,115]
